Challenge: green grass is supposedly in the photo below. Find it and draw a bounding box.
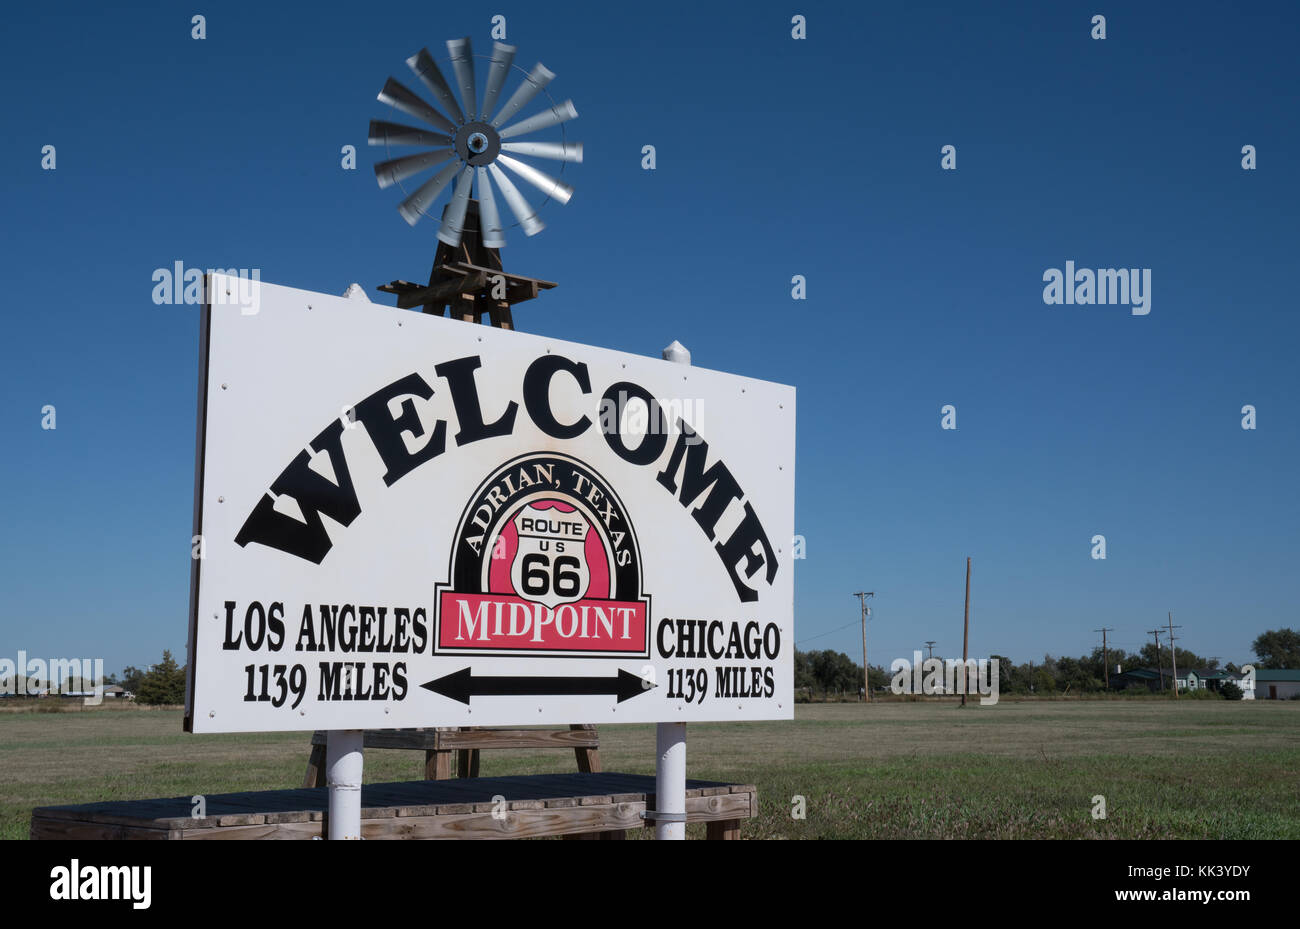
[3,699,1298,839]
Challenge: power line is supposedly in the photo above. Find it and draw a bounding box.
[795,619,861,647]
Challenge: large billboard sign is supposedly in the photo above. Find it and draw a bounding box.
[185,274,795,732]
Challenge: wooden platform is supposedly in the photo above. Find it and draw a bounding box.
[301,725,603,786]
[30,773,756,840]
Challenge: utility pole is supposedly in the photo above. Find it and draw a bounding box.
[1167,612,1183,698]
[1147,629,1165,691]
[1094,627,1114,689]
[924,641,937,661]
[853,592,874,701]
[960,557,971,707]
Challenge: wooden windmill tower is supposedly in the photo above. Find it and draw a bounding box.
[301,36,592,785]
[377,200,555,330]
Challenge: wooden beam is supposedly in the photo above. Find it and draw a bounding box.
[448,261,557,290]
[302,741,328,788]
[393,272,488,309]
[312,727,602,751]
[571,723,601,773]
[439,728,599,750]
[706,819,741,840]
[425,749,451,780]
[377,279,431,296]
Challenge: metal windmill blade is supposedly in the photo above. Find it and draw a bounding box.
[371,38,581,248]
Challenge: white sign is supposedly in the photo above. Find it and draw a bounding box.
[186,274,795,732]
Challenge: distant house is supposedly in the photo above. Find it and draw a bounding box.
[67,685,133,700]
[1185,669,1241,693]
[1249,669,1300,701]
[1112,668,1163,692]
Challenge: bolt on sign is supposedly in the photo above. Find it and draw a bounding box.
[185,274,795,732]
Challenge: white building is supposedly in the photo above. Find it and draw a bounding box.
[1247,669,1300,701]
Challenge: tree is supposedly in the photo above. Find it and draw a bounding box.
[793,650,815,691]
[1171,645,1208,673]
[1136,642,1207,679]
[989,655,1032,694]
[119,665,146,694]
[796,649,862,695]
[134,651,186,706]
[867,663,891,692]
[1251,629,1300,670]
[1055,655,1101,692]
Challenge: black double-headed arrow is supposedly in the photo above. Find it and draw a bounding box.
[421,667,656,705]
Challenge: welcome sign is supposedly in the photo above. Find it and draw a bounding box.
[185,274,795,733]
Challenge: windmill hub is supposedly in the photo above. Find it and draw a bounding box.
[454,123,500,166]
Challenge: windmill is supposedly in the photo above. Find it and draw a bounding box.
[371,38,581,329]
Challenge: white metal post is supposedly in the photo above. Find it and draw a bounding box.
[655,721,687,839]
[325,729,363,840]
[656,339,692,840]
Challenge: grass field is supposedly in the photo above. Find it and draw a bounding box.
[4,699,1298,840]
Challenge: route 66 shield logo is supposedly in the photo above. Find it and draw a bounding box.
[436,453,651,657]
[508,501,591,610]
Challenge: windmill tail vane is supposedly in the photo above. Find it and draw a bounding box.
[370,37,582,249]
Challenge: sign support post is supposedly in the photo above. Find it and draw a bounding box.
[655,721,686,840]
[325,729,363,839]
[654,339,693,840]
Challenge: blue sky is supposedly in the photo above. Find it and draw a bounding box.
[2,1,1297,677]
